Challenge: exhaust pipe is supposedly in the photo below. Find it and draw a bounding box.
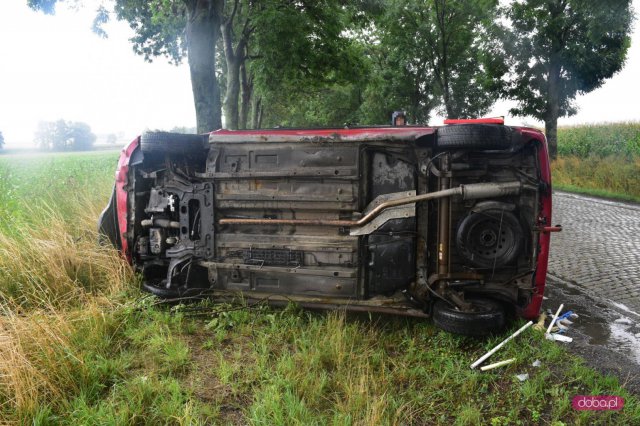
[218,181,522,228]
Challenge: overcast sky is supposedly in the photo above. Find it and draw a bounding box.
[0,1,638,147]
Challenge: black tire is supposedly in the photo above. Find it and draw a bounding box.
[455,209,524,269]
[142,281,211,299]
[140,131,207,155]
[437,124,513,150]
[433,298,506,336]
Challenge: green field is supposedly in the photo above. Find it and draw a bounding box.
[553,122,640,201]
[0,151,638,425]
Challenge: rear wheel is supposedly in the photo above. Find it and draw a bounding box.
[437,124,513,150]
[432,297,506,336]
[140,131,207,155]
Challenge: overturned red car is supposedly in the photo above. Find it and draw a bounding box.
[99,120,557,335]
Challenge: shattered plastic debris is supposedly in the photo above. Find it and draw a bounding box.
[532,359,541,368]
[542,306,577,344]
[546,304,564,334]
[516,373,529,382]
[480,358,516,371]
[545,333,573,343]
[470,321,534,369]
[557,311,574,321]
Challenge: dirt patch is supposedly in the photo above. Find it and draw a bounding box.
[181,328,256,424]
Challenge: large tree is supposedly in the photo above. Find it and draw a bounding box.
[111,0,224,133]
[30,0,224,133]
[500,0,633,158]
[30,0,360,131]
[0,131,4,150]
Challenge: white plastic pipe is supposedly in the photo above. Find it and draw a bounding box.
[470,321,534,369]
[546,304,564,334]
[480,358,516,371]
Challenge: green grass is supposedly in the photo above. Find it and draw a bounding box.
[1,151,639,424]
[553,183,640,203]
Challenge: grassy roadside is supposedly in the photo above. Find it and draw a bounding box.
[553,183,640,204]
[1,151,639,424]
[553,123,640,203]
[551,156,640,203]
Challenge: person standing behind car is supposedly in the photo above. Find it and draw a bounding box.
[392,111,407,126]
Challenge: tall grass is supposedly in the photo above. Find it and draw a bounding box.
[552,156,640,201]
[0,152,128,308]
[557,122,640,158]
[2,151,640,424]
[0,151,135,421]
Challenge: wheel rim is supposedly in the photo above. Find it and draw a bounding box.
[456,210,523,269]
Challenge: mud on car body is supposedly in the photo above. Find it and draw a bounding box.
[99,120,558,336]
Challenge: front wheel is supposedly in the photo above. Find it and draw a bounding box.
[140,131,207,155]
[432,297,506,336]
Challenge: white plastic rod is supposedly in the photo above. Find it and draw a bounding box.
[480,358,516,371]
[546,304,564,334]
[470,321,534,369]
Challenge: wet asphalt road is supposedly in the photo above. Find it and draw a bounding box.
[545,191,640,393]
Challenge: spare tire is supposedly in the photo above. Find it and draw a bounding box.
[433,297,506,336]
[437,124,513,150]
[140,131,207,155]
[455,209,524,269]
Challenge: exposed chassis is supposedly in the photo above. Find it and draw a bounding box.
[99,123,557,335]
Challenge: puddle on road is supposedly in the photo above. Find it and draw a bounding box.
[545,276,640,369]
[609,319,640,364]
[573,309,609,345]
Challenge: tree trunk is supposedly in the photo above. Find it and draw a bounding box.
[220,17,245,130]
[546,56,561,159]
[223,58,241,130]
[251,95,262,129]
[186,0,222,133]
[239,61,252,129]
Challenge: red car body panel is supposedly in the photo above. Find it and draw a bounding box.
[114,136,140,262]
[520,128,553,319]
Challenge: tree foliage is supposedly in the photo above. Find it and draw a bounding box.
[375,0,501,121]
[0,131,4,150]
[27,0,634,138]
[34,120,96,151]
[498,0,633,158]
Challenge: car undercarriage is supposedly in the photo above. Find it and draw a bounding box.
[99,123,556,335]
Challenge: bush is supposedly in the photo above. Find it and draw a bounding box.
[551,156,640,200]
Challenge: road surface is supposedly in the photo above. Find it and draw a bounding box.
[549,191,640,312]
[546,191,640,393]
